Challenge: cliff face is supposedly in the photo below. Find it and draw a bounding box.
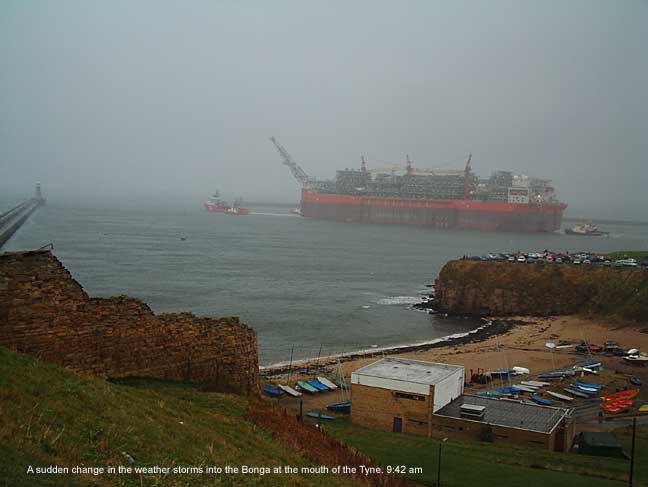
[434,260,648,321]
[0,250,259,394]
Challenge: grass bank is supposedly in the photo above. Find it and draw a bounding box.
[0,347,359,487]
[319,416,647,487]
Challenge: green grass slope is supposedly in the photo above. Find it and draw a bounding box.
[0,347,359,487]
[322,417,647,487]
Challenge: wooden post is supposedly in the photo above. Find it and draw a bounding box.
[629,417,636,487]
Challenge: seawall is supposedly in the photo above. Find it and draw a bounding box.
[434,260,648,322]
[0,250,259,393]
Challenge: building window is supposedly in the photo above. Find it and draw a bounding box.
[394,392,425,401]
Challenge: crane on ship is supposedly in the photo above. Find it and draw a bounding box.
[270,137,311,187]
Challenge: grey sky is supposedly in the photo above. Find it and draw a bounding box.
[1,0,647,219]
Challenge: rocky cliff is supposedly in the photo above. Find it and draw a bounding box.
[0,250,259,393]
[434,260,648,321]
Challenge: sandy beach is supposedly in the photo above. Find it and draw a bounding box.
[264,315,648,416]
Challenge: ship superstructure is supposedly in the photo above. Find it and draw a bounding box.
[270,137,566,233]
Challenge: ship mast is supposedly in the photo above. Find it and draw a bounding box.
[270,136,311,187]
[463,153,472,200]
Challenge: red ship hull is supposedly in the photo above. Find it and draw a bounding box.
[300,190,566,233]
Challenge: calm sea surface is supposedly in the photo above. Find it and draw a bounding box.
[4,199,648,365]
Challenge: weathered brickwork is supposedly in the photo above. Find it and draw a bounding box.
[0,250,259,394]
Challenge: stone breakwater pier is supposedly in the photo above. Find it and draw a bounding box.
[0,183,46,249]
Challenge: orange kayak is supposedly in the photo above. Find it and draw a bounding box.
[601,398,633,414]
[602,389,639,402]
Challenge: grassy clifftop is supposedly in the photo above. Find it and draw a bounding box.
[435,260,648,321]
[0,347,358,487]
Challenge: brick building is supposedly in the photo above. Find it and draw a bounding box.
[434,394,574,452]
[351,358,464,436]
[350,358,574,451]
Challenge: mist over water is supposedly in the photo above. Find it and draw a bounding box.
[5,202,648,364]
[2,1,647,220]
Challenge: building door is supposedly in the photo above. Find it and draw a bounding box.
[392,417,402,433]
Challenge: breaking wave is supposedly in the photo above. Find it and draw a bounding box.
[377,296,421,305]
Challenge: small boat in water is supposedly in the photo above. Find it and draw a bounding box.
[565,223,609,236]
[204,190,231,212]
[225,197,251,215]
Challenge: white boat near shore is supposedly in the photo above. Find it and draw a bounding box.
[546,391,574,402]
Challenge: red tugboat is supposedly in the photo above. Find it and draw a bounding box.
[225,197,251,215]
[203,191,230,212]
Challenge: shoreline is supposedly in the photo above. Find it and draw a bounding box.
[261,315,648,395]
[260,318,519,377]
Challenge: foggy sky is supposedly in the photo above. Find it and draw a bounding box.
[1,0,647,219]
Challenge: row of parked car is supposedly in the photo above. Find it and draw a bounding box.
[464,252,648,268]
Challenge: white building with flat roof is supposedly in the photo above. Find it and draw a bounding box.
[351,358,464,416]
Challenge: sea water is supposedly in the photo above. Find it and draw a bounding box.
[4,200,648,364]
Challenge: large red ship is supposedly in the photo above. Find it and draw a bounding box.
[270,137,566,233]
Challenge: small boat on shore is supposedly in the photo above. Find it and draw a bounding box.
[529,395,553,406]
[296,380,318,393]
[263,385,281,397]
[572,383,599,394]
[317,377,339,390]
[514,385,537,393]
[575,381,602,390]
[624,354,648,365]
[306,412,335,420]
[523,381,550,387]
[602,399,634,414]
[307,379,329,391]
[563,387,589,399]
[547,391,574,402]
[326,401,351,414]
[602,389,639,402]
[278,384,302,397]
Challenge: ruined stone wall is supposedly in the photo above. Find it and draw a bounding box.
[0,250,259,394]
[433,260,648,321]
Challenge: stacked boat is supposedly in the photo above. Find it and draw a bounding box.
[601,389,640,414]
[263,375,351,416]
